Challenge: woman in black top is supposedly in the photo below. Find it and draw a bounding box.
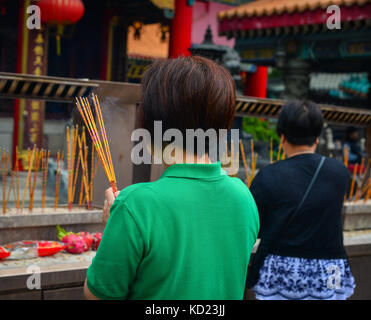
[246,100,355,300]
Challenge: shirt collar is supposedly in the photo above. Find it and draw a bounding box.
[160,162,224,180]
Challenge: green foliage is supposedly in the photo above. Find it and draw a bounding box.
[242,117,280,144]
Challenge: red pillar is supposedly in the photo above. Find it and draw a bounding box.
[12,0,27,168]
[244,66,268,98]
[169,0,193,58]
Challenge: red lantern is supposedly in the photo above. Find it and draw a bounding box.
[37,0,85,55]
[0,0,6,15]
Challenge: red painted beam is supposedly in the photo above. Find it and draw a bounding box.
[219,4,371,33]
[169,0,193,58]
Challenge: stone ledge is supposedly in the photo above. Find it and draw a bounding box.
[0,208,102,229]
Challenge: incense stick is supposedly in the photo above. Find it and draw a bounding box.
[41,150,50,211]
[21,146,36,212]
[344,145,349,167]
[1,149,6,214]
[54,151,64,210]
[270,138,273,164]
[250,154,258,184]
[77,134,90,207]
[88,148,95,210]
[5,151,15,211]
[29,148,41,212]
[75,95,117,194]
[277,140,282,161]
[15,147,20,211]
[355,158,365,202]
[239,140,250,186]
[67,126,72,210]
[250,140,254,169]
[349,164,358,201]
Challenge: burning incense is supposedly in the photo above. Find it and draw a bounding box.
[344,145,349,167]
[250,139,254,169]
[88,148,96,209]
[75,95,117,194]
[250,154,258,184]
[66,125,80,210]
[270,138,273,164]
[277,140,282,161]
[67,126,72,209]
[21,146,36,212]
[15,147,20,211]
[349,164,358,201]
[1,149,7,214]
[77,133,90,207]
[5,151,16,211]
[29,149,42,212]
[239,140,250,186]
[364,180,371,203]
[41,150,50,211]
[54,151,64,210]
[355,158,366,201]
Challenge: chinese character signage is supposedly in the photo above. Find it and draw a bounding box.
[18,0,48,161]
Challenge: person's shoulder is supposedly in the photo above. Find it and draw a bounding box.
[253,161,282,180]
[324,156,349,175]
[223,175,257,204]
[115,180,161,205]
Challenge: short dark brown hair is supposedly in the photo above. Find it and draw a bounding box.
[138,56,236,151]
[276,100,324,146]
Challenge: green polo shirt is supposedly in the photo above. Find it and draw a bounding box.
[86,162,259,300]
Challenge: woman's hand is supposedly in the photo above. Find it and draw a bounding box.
[103,187,120,226]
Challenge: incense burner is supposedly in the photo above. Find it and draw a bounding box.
[343,201,371,231]
[0,207,104,244]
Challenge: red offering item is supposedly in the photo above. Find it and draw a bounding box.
[37,241,67,257]
[93,232,102,251]
[79,232,93,251]
[2,241,66,260]
[0,246,11,260]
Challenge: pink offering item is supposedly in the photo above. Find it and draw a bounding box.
[56,226,93,254]
[93,232,102,250]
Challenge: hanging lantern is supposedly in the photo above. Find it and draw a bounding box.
[0,0,6,15]
[38,0,85,55]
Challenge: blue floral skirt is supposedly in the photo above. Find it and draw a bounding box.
[253,254,355,300]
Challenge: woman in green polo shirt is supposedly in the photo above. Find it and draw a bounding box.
[84,56,259,300]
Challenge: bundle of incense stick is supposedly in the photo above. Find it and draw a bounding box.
[343,145,349,167]
[1,149,8,214]
[348,163,358,201]
[276,140,282,162]
[66,125,79,211]
[239,140,250,186]
[15,147,20,211]
[238,140,257,187]
[54,150,64,210]
[75,94,117,194]
[77,134,90,208]
[21,146,36,212]
[270,138,273,164]
[5,151,16,213]
[78,128,88,207]
[354,158,365,202]
[78,133,90,206]
[41,149,50,211]
[29,148,42,212]
[89,148,97,209]
[249,140,258,184]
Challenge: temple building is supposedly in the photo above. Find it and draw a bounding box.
[218,0,371,104]
[0,0,245,164]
